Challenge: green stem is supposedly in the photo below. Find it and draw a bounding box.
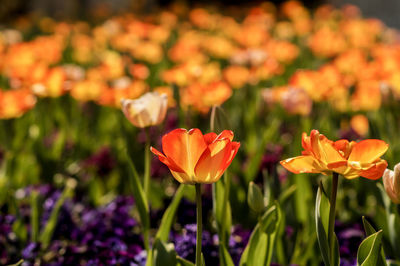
[30,191,39,243]
[220,172,230,246]
[210,105,217,132]
[144,128,151,200]
[328,172,339,265]
[195,184,202,266]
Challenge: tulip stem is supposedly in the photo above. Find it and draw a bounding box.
[195,183,203,266]
[328,172,339,264]
[220,172,230,246]
[144,128,151,200]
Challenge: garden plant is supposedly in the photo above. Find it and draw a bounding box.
[1,1,400,265]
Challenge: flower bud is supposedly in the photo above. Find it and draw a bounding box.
[121,92,168,128]
[382,163,400,204]
[247,182,264,213]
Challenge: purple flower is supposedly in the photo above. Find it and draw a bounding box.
[2,184,144,265]
[22,242,39,260]
[82,147,116,176]
[336,221,364,265]
[172,224,250,265]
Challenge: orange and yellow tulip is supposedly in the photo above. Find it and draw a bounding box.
[280,129,388,179]
[151,129,240,184]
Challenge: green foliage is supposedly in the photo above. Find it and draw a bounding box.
[315,183,340,266]
[247,181,264,213]
[357,231,383,266]
[240,203,281,266]
[124,152,150,250]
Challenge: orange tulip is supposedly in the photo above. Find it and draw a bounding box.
[151,129,240,184]
[280,129,388,180]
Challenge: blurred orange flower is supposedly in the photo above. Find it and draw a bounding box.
[0,89,36,119]
[350,114,369,137]
[181,81,232,113]
[280,129,388,179]
[151,129,240,184]
[154,86,176,107]
[223,65,250,89]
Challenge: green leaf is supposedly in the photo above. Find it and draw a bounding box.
[357,230,383,266]
[12,219,27,244]
[362,217,387,266]
[39,179,76,249]
[176,256,195,266]
[293,173,313,224]
[363,216,377,236]
[243,118,279,182]
[247,182,264,213]
[278,184,296,205]
[30,190,40,243]
[220,244,235,266]
[7,259,24,266]
[155,184,187,242]
[152,239,177,266]
[315,184,331,266]
[332,234,340,266]
[212,178,232,246]
[124,151,150,250]
[240,203,281,266]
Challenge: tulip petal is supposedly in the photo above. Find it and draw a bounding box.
[348,139,389,163]
[162,128,207,177]
[150,147,185,173]
[327,162,360,179]
[170,170,193,184]
[153,93,168,126]
[204,132,217,145]
[333,139,355,158]
[313,134,344,164]
[359,160,388,180]
[280,155,320,174]
[215,130,234,141]
[220,141,240,172]
[383,169,400,203]
[194,139,239,183]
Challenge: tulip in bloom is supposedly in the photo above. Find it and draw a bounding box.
[382,163,400,204]
[280,130,388,179]
[151,129,240,184]
[121,92,168,128]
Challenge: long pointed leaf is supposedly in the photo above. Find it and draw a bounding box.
[124,152,150,250]
[315,185,330,266]
[357,230,383,266]
[155,184,187,242]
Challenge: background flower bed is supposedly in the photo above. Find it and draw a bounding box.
[0,1,400,265]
